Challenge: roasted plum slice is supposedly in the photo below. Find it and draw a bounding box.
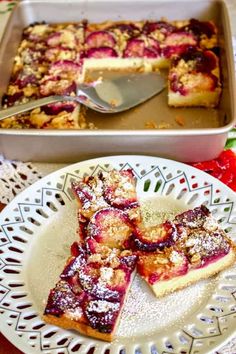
[177,47,218,73]
[14,72,38,89]
[174,205,210,229]
[85,47,118,58]
[163,32,197,58]
[185,229,231,268]
[77,266,121,302]
[84,299,120,333]
[39,76,76,96]
[123,38,160,58]
[71,179,108,219]
[85,31,116,48]
[108,23,140,36]
[179,18,217,38]
[169,48,219,96]
[87,208,133,249]
[45,47,78,62]
[137,249,188,285]
[143,21,176,37]
[100,169,137,209]
[49,60,81,79]
[2,91,24,107]
[41,102,77,115]
[132,221,177,251]
[61,245,122,302]
[23,23,50,42]
[44,280,84,317]
[169,71,218,96]
[46,29,77,49]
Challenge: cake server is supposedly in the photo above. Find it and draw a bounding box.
[0,72,165,120]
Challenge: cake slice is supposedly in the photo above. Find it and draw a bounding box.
[1,22,85,129]
[168,46,221,107]
[44,169,139,341]
[43,242,137,341]
[137,205,236,298]
[71,169,141,225]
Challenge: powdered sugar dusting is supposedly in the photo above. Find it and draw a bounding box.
[117,274,217,338]
[117,196,217,339]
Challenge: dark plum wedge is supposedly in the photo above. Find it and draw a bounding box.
[46,30,77,49]
[174,204,210,228]
[84,299,120,333]
[45,47,77,62]
[163,32,197,58]
[143,21,176,36]
[169,71,218,96]
[169,47,219,96]
[177,47,218,73]
[86,31,116,48]
[138,249,188,285]
[185,229,231,268]
[71,178,108,220]
[100,169,138,209]
[123,38,160,58]
[41,102,77,115]
[2,92,24,107]
[49,60,81,78]
[179,18,217,38]
[85,47,118,58]
[108,23,140,36]
[87,208,134,249]
[132,221,178,252]
[44,280,84,317]
[14,73,38,89]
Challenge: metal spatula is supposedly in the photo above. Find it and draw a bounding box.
[0,72,165,120]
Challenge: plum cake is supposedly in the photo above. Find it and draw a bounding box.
[168,47,221,107]
[43,171,236,341]
[137,205,236,298]
[43,241,137,341]
[1,18,221,129]
[43,169,140,341]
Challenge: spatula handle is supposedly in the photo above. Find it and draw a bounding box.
[0,96,71,121]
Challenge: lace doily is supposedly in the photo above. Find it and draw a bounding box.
[0,155,42,204]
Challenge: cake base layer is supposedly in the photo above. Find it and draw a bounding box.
[150,249,236,298]
[168,90,221,108]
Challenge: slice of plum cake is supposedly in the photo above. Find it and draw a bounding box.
[137,205,236,298]
[43,169,140,341]
[43,242,137,341]
[168,46,221,107]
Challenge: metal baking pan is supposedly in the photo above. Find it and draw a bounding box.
[0,0,235,163]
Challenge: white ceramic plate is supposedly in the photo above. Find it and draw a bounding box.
[0,155,236,354]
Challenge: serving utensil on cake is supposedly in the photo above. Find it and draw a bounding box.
[0,72,165,120]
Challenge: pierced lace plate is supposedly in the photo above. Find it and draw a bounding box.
[0,155,236,354]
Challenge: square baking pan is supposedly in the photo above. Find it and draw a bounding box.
[0,0,235,163]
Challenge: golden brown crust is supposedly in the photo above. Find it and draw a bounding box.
[43,314,114,341]
[86,20,144,32]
